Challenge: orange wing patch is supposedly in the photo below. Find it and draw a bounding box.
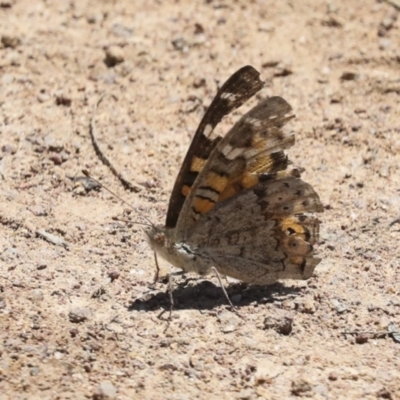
[192,171,229,215]
[181,185,191,197]
[190,156,207,173]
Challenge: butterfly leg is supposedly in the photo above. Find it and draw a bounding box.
[167,271,175,320]
[211,267,240,315]
[153,251,160,284]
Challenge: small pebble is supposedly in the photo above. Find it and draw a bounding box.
[218,310,240,333]
[27,289,44,302]
[351,123,362,132]
[86,13,103,24]
[291,378,312,396]
[378,38,391,50]
[328,371,338,381]
[104,46,125,67]
[340,71,358,81]
[107,270,120,281]
[69,307,92,323]
[55,93,72,106]
[171,37,188,52]
[37,92,50,103]
[49,153,63,165]
[301,299,316,314]
[355,333,369,344]
[330,93,342,103]
[264,315,293,335]
[193,77,206,88]
[69,328,79,337]
[37,262,47,270]
[0,0,13,8]
[93,380,117,399]
[29,204,47,217]
[30,367,40,376]
[2,144,16,154]
[1,34,21,48]
[111,23,133,38]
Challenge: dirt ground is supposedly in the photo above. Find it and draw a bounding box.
[1,0,399,399]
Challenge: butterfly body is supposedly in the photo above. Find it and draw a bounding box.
[147,66,323,285]
[146,226,211,276]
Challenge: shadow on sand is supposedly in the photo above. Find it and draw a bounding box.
[128,277,307,314]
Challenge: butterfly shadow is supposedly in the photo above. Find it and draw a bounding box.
[127,277,307,314]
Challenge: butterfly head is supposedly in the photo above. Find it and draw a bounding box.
[145,225,203,274]
[145,224,167,249]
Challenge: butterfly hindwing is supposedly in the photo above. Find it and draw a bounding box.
[166,65,264,229]
[189,174,323,284]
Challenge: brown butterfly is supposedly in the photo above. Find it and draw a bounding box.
[146,65,323,285]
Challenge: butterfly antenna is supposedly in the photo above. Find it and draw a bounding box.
[89,94,140,192]
[82,169,153,228]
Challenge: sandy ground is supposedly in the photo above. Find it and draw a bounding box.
[1,0,400,399]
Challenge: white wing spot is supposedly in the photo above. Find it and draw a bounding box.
[220,92,237,102]
[221,143,233,157]
[196,187,219,202]
[269,115,278,119]
[284,111,295,118]
[221,144,245,160]
[246,117,263,127]
[204,124,213,137]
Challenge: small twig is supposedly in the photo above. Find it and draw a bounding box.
[89,94,140,192]
[342,330,399,337]
[389,216,400,227]
[36,229,69,249]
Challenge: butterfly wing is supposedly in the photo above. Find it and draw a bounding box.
[174,93,323,283]
[189,174,323,284]
[166,66,263,229]
[175,95,300,238]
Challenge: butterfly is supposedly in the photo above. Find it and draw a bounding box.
[146,65,323,285]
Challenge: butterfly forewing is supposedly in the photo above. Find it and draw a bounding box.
[176,96,298,238]
[166,65,264,229]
